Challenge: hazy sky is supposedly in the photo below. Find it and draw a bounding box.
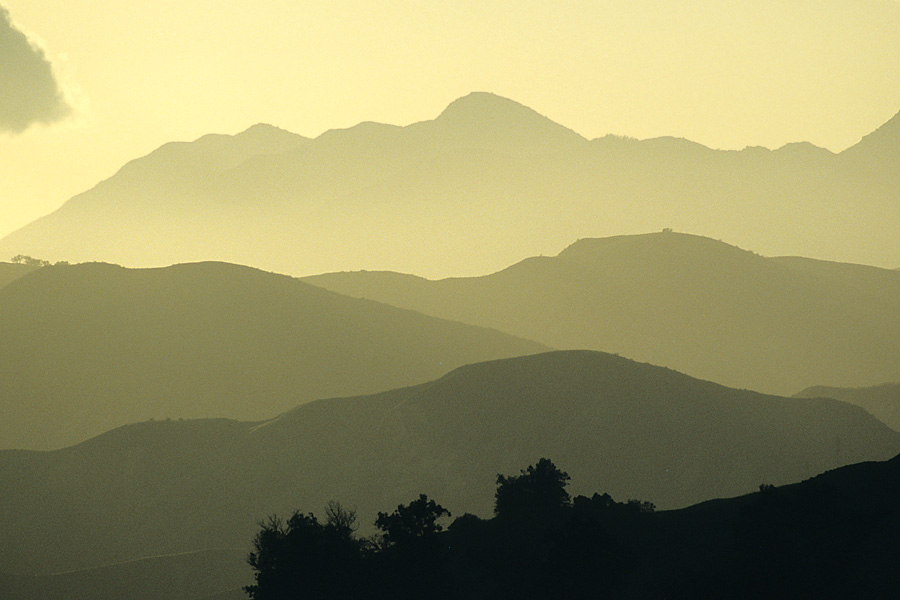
[1,0,899,243]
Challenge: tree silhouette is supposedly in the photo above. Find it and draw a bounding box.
[494,458,571,522]
[375,494,450,547]
[243,460,646,599]
[10,254,50,267]
[374,494,452,598]
[245,504,365,600]
[323,500,358,538]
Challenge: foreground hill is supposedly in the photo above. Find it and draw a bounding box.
[305,232,900,395]
[613,452,900,598]
[0,261,545,450]
[1,350,895,576]
[795,383,900,431]
[239,454,900,599]
[1,93,898,277]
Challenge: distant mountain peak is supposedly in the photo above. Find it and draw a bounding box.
[239,122,283,134]
[556,231,752,262]
[235,122,307,142]
[230,122,309,155]
[437,92,536,120]
[432,92,586,145]
[773,141,834,157]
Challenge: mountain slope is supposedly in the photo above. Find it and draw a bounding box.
[0,93,897,277]
[842,109,900,164]
[0,548,249,600]
[614,452,900,598]
[795,383,900,431]
[1,350,895,575]
[0,261,545,450]
[0,261,38,291]
[304,232,900,395]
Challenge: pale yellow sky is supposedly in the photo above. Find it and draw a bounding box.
[1,0,899,243]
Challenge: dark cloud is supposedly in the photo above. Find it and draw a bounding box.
[0,5,71,133]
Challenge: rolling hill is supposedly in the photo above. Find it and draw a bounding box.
[0,261,39,290]
[0,92,897,278]
[0,261,545,450]
[304,232,900,395]
[795,383,900,431]
[1,350,895,577]
[614,452,900,598]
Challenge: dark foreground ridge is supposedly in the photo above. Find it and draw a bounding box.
[3,455,898,599]
[243,456,900,599]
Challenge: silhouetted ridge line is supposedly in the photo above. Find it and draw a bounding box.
[0,259,546,450]
[795,383,900,432]
[429,91,588,150]
[1,94,898,275]
[438,92,580,129]
[1,349,895,576]
[304,232,900,395]
[240,454,900,599]
[843,108,900,155]
[774,140,834,156]
[555,231,753,262]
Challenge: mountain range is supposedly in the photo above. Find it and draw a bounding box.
[2,350,895,578]
[2,90,898,600]
[0,261,544,450]
[0,92,897,277]
[304,231,900,396]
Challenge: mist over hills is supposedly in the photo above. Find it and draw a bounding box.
[795,383,900,432]
[1,92,897,277]
[1,350,896,576]
[0,261,545,450]
[1,90,897,599]
[304,232,900,396]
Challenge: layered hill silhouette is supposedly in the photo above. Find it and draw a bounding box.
[241,453,900,599]
[795,383,900,432]
[0,261,545,450]
[1,92,898,277]
[0,261,39,290]
[1,351,896,577]
[304,232,900,395]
